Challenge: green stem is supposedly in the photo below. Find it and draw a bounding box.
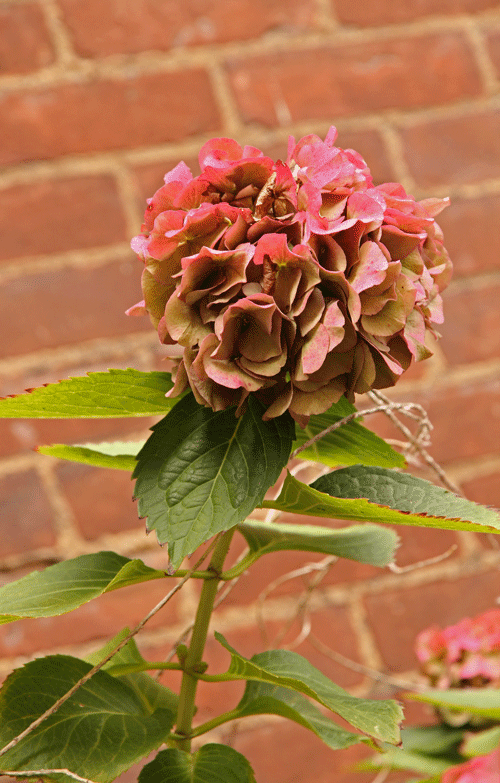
[174,528,235,752]
[189,708,242,738]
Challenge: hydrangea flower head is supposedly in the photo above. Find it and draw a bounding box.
[129,128,452,423]
[441,749,500,783]
[416,609,500,689]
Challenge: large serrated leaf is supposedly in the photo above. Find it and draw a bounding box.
[228,681,369,751]
[294,398,405,469]
[38,441,143,470]
[138,746,256,783]
[206,633,402,744]
[0,369,174,418]
[133,394,295,570]
[236,518,399,568]
[263,468,500,534]
[0,552,166,624]
[0,655,175,783]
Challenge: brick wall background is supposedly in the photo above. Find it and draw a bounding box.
[1,1,500,781]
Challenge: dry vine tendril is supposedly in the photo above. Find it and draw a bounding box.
[0,128,498,783]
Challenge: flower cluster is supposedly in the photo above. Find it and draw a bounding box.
[128,127,452,423]
[441,749,500,783]
[416,609,500,689]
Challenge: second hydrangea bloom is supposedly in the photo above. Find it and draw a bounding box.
[129,127,452,423]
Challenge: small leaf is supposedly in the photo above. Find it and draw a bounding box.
[264,468,500,534]
[362,746,453,777]
[0,552,166,624]
[0,369,174,418]
[230,681,369,750]
[237,518,399,567]
[86,630,178,716]
[139,745,256,783]
[210,633,402,744]
[133,394,295,570]
[409,688,500,720]
[294,398,405,469]
[38,441,143,471]
[462,725,500,757]
[0,655,175,783]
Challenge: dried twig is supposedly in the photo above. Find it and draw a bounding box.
[0,538,219,760]
[0,769,98,783]
[389,543,458,574]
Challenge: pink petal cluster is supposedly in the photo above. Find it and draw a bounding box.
[416,609,500,689]
[441,749,500,783]
[129,127,451,422]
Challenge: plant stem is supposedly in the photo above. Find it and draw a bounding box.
[174,528,235,752]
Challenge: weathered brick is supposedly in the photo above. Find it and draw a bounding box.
[401,110,500,187]
[438,194,500,277]
[0,70,221,166]
[56,461,140,539]
[486,29,500,79]
[227,34,481,126]
[0,258,149,358]
[0,176,127,262]
[438,281,500,365]
[0,576,181,657]
[331,0,498,27]
[365,568,500,671]
[0,3,55,75]
[58,0,316,57]
[0,470,55,558]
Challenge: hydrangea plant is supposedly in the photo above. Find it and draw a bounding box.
[364,609,500,782]
[0,129,498,783]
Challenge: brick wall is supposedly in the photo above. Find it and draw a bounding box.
[1,1,500,781]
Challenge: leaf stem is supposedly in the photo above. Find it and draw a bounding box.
[174,528,235,752]
[189,708,242,738]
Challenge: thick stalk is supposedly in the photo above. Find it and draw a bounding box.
[175,528,235,751]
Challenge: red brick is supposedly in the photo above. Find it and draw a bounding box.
[0,575,181,657]
[0,258,149,358]
[0,70,221,166]
[366,377,500,465]
[438,282,500,365]
[227,34,481,127]
[231,721,402,783]
[461,470,500,510]
[0,176,127,263]
[0,3,54,75]
[56,462,140,539]
[0,470,56,558]
[438,194,500,277]
[331,0,498,27]
[58,0,316,57]
[401,110,500,188]
[364,568,500,671]
[486,30,500,79]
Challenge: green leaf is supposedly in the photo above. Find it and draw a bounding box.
[0,369,175,418]
[38,441,143,471]
[133,394,295,570]
[410,688,500,720]
[294,398,405,469]
[0,655,175,783]
[236,517,399,568]
[362,746,453,777]
[139,745,256,783]
[229,681,369,751]
[462,725,500,757]
[86,630,178,717]
[264,467,500,534]
[208,633,402,744]
[0,552,166,625]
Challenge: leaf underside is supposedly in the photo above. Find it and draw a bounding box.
[0,369,175,418]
